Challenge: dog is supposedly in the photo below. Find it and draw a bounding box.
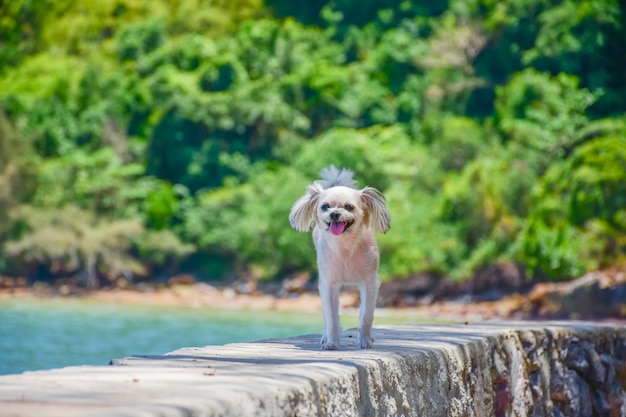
[289,166,391,350]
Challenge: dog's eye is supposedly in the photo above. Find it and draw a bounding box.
[321,203,330,211]
[344,204,354,212]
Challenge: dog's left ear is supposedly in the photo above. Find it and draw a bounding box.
[361,187,391,233]
[289,182,323,232]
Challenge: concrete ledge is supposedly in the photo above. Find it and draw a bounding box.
[2,322,626,416]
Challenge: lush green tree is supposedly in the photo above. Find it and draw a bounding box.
[0,111,38,260]
[521,0,623,116]
[32,147,180,227]
[0,111,36,206]
[494,69,597,171]
[5,205,193,286]
[267,0,447,34]
[519,135,626,279]
[0,0,50,72]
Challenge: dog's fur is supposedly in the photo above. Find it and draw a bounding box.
[289,166,391,350]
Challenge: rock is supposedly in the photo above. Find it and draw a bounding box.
[378,272,442,307]
[378,263,528,308]
[280,272,312,297]
[468,262,529,301]
[526,271,626,319]
[167,274,197,286]
[194,282,219,293]
[564,340,606,385]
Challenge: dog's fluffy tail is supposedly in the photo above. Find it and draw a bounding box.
[316,165,357,189]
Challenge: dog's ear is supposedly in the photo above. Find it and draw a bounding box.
[361,187,391,233]
[289,182,323,232]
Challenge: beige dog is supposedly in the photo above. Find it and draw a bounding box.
[289,166,391,350]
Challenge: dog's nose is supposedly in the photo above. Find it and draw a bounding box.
[330,211,341,221]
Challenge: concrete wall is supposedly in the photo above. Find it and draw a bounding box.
[1,322,625,416]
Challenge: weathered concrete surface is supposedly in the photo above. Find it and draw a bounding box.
[1,322,626,417]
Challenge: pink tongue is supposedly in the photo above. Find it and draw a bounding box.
[330,222,345,236]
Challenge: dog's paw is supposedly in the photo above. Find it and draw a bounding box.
[321,342,339,350]
[358,335,374,349]
[320,335,339,350]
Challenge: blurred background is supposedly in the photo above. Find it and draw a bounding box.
[1,0,625,373]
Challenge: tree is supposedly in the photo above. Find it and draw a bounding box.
[494,69,596,173]
[519,135,626,279]
[6,205,193,286]
[0,111,37,239]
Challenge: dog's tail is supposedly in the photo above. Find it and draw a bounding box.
[316,165,357,189]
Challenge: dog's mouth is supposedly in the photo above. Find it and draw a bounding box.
[327,220,354,236]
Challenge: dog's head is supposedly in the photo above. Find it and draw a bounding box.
[289,182,391,236]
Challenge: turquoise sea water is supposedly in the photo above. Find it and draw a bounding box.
[0,298,329,375]
[0,297,424,375]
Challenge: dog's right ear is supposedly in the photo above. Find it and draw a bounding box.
[289,182,322,232]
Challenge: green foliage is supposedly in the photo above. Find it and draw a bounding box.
[182,164,314,278]
[6,205,145,286]
[431,117,486,172]
[0,111,38,237]
[519,135,626,279]
[0,0,49,71]
[517,217,591,280]
[267,0,447,32]
[5,205,193,286]
[116,19,167,61]
[1,0,626,286]
[32,147,179,227]
[495,69,597,171]
[440,155,533,279]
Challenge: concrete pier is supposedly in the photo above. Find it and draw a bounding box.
[1,322,625,416]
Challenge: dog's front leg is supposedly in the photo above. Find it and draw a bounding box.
[358,275,380,349]
[319,279,341,350]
